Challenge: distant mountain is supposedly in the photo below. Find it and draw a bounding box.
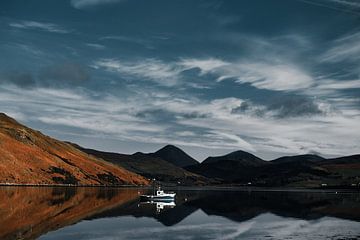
[0,113,148,186]
[77,147,209,185]
[322,154,360,165]
[202,150,267,167]
[271,154,325,164]
[186,149,360,188]
[150,145,199,167]
[186,150,267,180]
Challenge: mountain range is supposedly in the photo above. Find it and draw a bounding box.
[1,112,359,188]
[76,145,210,185]
[186,152,360,187]
[78,142,360,188]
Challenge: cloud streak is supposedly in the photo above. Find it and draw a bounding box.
[93,57,315,91]
[320,32,360,63]
[329,0,360,8]
[70,0,125,9]
[92,58,183,86]
[9,21,70,33]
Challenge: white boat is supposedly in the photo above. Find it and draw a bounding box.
[140,187,176,201]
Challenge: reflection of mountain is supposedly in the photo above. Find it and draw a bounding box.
[185,190,360,223]
[0,187,144,240]
[1,187,360,239]
[87,190,360,226]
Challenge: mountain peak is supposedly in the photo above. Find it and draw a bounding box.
[151,145,198,167]
[158,144,182,152]
[203,150,265,167]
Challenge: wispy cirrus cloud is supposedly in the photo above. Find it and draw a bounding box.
[328,0,360,8]
[85,43,106,50]
[317,79,360,90]
[320,32,360,63]
[9,21,70,33]
[92,58,183,86]
[93,57,315,91]
[179,58,229,75]
[180,58,314,91]
[70,0,125,9]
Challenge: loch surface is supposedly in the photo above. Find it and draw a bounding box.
[0,187,359,240]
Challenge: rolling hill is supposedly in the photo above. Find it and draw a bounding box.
[202,150,267,166]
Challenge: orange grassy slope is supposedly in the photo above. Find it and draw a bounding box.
[0,113,149,185]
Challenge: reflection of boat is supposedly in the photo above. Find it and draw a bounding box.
[140,187,176,201]
[139,200,176,213]
[155,201,175,213]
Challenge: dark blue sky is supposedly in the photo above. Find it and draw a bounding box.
[1,0,360,160]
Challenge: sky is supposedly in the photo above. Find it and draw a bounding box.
[0,0,360,161]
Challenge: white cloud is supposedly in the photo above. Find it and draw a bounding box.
[9,21,70,33]
[305,78,360,96]
[179,58,229,75]
[70,0,125,9]
[210,131,255,152]
[93,57,314,91]
[317,79,360,90]
[85,43,106,50]
[0,86,164,136]
[180,58,314,91]
[231,63,314,91]
[170,97,360,156]
[1,83,359,159]
[92,58,183,86]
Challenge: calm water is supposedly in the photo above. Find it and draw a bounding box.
[0,187,359,240]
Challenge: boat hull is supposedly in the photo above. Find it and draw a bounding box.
[140,195,175,202]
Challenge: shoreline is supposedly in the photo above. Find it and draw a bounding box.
[0,184,359,193]
[0,183,149,188]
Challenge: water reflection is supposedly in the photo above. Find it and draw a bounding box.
[139,201,176,213]
[0,187,359,239]
[0,187,144,240]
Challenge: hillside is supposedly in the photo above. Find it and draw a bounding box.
[0,113,148,186]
